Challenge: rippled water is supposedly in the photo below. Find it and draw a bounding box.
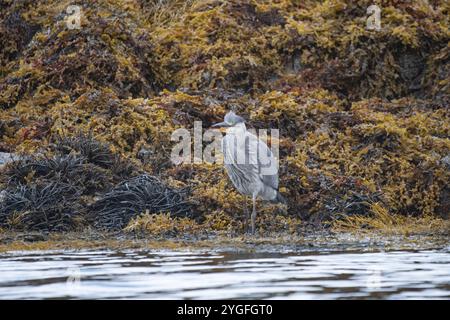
[0,248,449,299]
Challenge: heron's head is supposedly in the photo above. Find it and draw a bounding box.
[211,111,245,128]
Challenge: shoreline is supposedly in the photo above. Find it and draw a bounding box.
[1,227,448,253]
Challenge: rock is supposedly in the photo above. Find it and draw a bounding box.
[441,154,450,170]
[137,148,153,163]
[0,152,15,166]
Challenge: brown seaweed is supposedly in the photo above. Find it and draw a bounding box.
[0,0,448,233]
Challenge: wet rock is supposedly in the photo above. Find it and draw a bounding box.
[441,154,450,170]
[137,148,153,163]
[0,152,15,166]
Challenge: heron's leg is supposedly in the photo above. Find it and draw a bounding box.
[243,197,249,233]
[251,193,257,235]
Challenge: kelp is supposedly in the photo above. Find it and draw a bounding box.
[0,0,448,234]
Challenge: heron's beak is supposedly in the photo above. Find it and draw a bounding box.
[211,121,230,128]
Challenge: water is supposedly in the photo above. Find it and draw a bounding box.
[0,248,449,299]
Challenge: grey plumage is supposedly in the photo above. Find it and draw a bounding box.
[212,111,284,234]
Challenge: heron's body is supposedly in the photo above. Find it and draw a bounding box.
[213,112,284,234]
[222,123,278,201]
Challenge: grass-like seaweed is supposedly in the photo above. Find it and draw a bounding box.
[90,174,194,231]
[0,181,82,232]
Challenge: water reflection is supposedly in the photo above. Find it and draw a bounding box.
[0,249,448,299]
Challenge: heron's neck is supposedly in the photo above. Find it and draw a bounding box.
[226,122,246,135]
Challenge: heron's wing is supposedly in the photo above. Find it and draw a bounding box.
[244,131,279,190]
[221,131,279,195]
[222,134,256,194]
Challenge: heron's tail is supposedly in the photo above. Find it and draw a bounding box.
[272,191,287,205]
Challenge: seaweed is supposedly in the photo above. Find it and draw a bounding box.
[0,134,124,230]
[0,6,40,75]
[0,0,448,234]
[2,154,113,195]
[89,174,194,231]
[0,181,82,232]
[52,132,116,169]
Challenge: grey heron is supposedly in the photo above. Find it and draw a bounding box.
[212,111,285,234]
